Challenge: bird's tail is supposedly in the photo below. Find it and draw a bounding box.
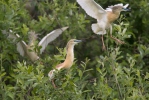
[91,23,99,34]
[91,23,106,35]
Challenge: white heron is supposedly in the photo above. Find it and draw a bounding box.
[77,0,130,50]
[3,27,68,62]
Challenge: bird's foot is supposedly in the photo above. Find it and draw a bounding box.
[111,36,125,44]
[116,39,125,44]
[102,44,106,51]
[52,79,57,89]
[101,35,106,51]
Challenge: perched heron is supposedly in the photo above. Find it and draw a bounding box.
[48,39,82,88]
[77,0,130,50]
[3,27,68,62]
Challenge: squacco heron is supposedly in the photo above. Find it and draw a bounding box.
[77,0,130,50]
[3,27,68,62]
[48,39,82,88]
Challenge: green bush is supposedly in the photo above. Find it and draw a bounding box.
[0,0,149,99]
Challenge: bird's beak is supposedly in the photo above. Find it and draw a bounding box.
[74,40,82,43]
[122,8,131,11]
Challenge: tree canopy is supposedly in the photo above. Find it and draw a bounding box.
[0,0,149,99]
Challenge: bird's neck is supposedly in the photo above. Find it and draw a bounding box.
[63,45,74,69]
[28,39,36,47]
[28,32,37,47]
[26,39,39,62]
[113,10,121,15]
[107,11,120,23]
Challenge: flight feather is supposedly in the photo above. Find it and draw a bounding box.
[38,27,68,54]
[77,0,106,20]
[7,33,27,56]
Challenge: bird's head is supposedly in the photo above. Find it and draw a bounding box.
[107,4,130,13]
[28,31,37,41]
[66,39,82,47]
[66,39,82,51]
[68,39,82,45]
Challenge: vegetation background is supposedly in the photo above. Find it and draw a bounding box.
[0,0,149,99]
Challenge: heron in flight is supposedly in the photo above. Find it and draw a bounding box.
[77,0,130,50]
[3,27,68,62]
[48,39,82,88]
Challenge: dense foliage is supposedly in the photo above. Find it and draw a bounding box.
[0,0,149,99]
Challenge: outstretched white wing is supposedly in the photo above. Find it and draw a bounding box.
[123,4,129,8]
[7,33,27,57]
[38,27,68,54]
[15,34,27,56]
[106,3,129,11]
[77,0,106,20]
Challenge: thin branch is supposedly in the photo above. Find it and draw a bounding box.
[114,74,123,100]
[110,60,123,100]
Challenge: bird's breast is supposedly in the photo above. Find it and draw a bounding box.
[107,12,119,23]
[97,17,109,29]
[64,55,74,68]
[26,47,39,62]
[63,49,74,69]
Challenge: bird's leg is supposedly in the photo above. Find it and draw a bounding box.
[109,25,125,44]
[51,79,57,88]
[110,35,125,44]
[101,34,106,50]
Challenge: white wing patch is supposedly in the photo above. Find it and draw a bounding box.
[16,42,26,56]
[77,0,106,20]
[123,4,129,8]
[13,34,27,57]
[38,27,68,54]
[2,30,27,57]
[106,3,129,10]
[105,8,112,12]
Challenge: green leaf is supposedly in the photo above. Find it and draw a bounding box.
[0,72,6,77]
[78,69,83,79]
[145,48,149,55]
[138,46,144,58]
[21,24,29,35]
